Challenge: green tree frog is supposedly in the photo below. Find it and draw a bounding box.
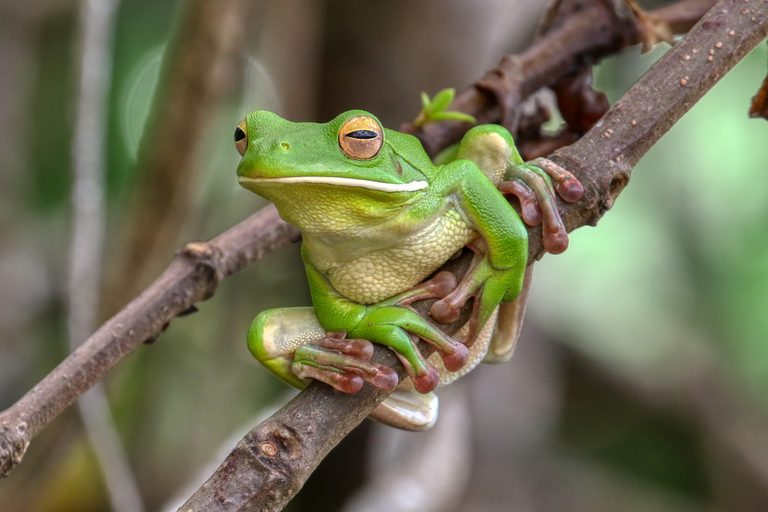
[234,109,581,430]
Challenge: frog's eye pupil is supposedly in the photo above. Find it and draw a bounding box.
[234,127,246,142]
[346,129,378,140]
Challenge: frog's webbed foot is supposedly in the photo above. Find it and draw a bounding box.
[500,157,583,254]
[429,239,526,348]
[292,332,398,394]
[351,274,476,396]
[357,306,469,394]
[349,269,468,394]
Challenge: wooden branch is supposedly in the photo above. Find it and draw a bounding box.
[178,1,768,511]
[0,206,299,478]
[397,0,718,156]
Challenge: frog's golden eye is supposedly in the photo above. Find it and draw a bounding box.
[339,115,383,160]
[234,119,248,156]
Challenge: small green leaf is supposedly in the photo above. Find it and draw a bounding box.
[420,92,431,110]
[430,88,455,112]
[430,111,477,124]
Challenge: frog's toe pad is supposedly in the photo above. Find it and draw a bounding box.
[543,225,569,255]
[557,178,584,203]
[430,299,461,324]
[441,342,468,372]
[412,366,440,394]
[431,271,459,298]
[369,365,399,392]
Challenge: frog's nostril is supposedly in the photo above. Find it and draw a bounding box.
[281,142,290,150]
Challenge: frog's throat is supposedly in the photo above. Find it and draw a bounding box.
[238,176,428,193]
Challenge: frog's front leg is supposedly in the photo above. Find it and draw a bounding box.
[426,160,530,348]
[304,247,469,394]
[455,125,584,255]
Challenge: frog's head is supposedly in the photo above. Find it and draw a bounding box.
[235,110,433,235]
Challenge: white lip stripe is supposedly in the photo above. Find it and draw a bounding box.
[238,176,428,193]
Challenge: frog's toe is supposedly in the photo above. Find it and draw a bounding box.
[429,250,485,324]
[292,344,398,393]
[556,177,584,203]
[316,333,373,361]
[429,298,461,324]
[498,179,542,227]
[369,367,400,391]
[385,310,470,374]
[387,271,459,307]
[441,342,469,372]
[293,363,364,394]
[412,366,440,394]
[543,228,569,254]
[530,157,584,203]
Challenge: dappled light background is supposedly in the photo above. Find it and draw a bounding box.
[1,0,767,511]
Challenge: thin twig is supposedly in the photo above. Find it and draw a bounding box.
[69,0,144,511]
[177,1,768,510]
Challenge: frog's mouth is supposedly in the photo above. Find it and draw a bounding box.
[238,176,428,193]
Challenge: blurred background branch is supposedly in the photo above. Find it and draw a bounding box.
[68,0,145,510]
[104,0,266,316]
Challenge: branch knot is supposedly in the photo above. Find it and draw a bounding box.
[0,421,30,479]
[178,241,225,299]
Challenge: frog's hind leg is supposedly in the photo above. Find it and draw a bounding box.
[483,264,532,363]
[359,270,471,393]
[248,307,397,394]
[368,305,501,432]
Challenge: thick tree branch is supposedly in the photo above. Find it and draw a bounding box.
[0,206,299,478]
[178,1,768,511]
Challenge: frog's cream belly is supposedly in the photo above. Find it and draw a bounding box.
[325,209,476,304]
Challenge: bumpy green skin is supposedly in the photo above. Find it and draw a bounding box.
[238,110,528,387]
